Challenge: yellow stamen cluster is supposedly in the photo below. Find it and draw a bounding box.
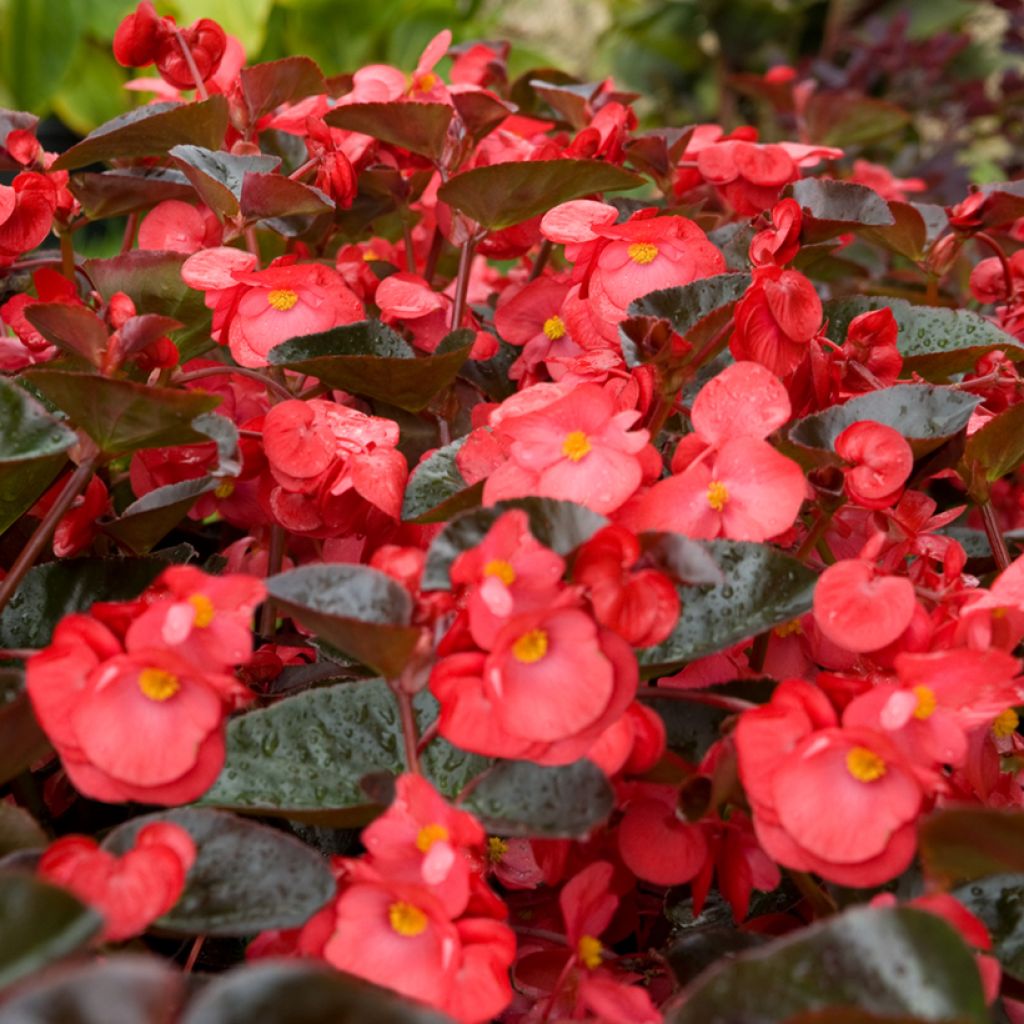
[415,823,450,853]
[773,619,803,639]
[993,708,1020,739]
[512,629,549,664]
[388,900,428,937]
[214,480,235,499]
[846,746,886,783]
[912,685,936,720]
[266,288,299,311]
[578,935,603,969]
[188,593,215,629]
[487,837,509,863]
[627,242,658,265]
[484,559,516,586]
[562,430,592,462]
[706,480,729,512]
[543,315,567,341]
[138,667,181,702]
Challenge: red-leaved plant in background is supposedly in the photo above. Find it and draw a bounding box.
[2,6,1024,1022]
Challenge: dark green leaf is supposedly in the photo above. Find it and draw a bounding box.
[170,145,280,220]
[0,804,47,856]
[20,370,220,456]
[239,57,327,123]
[788,385,980,455]
[451,90,516,142]
[324,101,453,161]
[266,564,419,678]
[53,97,230,172]
[180,960,451,1024]
[422,497,608,589]
[638,541,817,674]
[240,173,334,221]
[0,378,75,538]
[920,807,1024,883]
[0,549,192,650]
[0,0,80,112]
[0,670,50,788]
[103,478,219,555]
[0,956,184,1024]
[824,296,1024,379]
[665,907,988,1024]
[70,168,196,220]
[268,322,472,413]
[103,808,333,936]
[785,179,894,242]
[0,874,101,991]
[461,759,614,838]
[401,435,484,524]
[860,202,928,262]
[963,402,1024,486]
[23,304,108,368]
[438,159,645,230]
[628,273,752,334]
[954,874,1024,982]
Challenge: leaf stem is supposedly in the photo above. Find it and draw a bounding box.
[980,499,1012,571]
[258,525,287,638]
[450,234,479,331]
[59,231,75,283]
[527,239,553,282]
[635,685,756,713]
[390,681,422,775]
[0,454,99,617]
[173,365,293,402]
[173,28,209,101]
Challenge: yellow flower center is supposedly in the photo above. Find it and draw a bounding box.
[912,685,936,720]
[627,242,658,265]
[512,629,548,664]
[993,606,1008,619]
[363,249,380,261]
[773,618,802,638]
[484,559,516,586]
[388,900,428,937]
[214,480,235,499]
[562,430,592,462]
[993,708,1019,739]
[266,289,299,311]
[846,746,886,783]
[415,823,450,853]
[188,593,216,629]
[707,480,729,511]
[578,934,603,970]
[416,71,438,92]
[487,836,509,863]
[138,667,180,702]
[543,315,567,341]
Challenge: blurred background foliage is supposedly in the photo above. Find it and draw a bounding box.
[0,0,1022,198]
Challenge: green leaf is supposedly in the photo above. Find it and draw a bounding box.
[438,159,645,230]
[0,669,50,788]
[628,272,752,333]
[823,296,1024,379]
[920,807,1024,884]
[199,679,483,824]
[860,202,928,262]
[0,0,80,112]
[239,57,327,123]
[103,478,219,555]
[266,564,420,678]
[52,96,230,172]
[422,497,609,590]
[788,385,980,456]
[401,435,484,524]
[461,759,614,838]
[0,377,75,538]
[180,960,451,1024]
[269,322,472,413]
[70,168,195,221]
[0,803,47,856]
[637,541,817,674]
[963,402,1024,487]
[103,808,333,936]
[20,370,220,456]
[953,874,1024,982]
[785,179,895,243]
[0,549,192,650]
[0,874,101,991]
[324,102,453,161]
[665,907,988,1024]
[170,145,280,220]
[0,954,182,1023]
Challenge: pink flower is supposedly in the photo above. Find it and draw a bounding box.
[835,420,913,509]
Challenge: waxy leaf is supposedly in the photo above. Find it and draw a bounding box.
[199,679,484,824]
[240,173,334,221]
[53,96,229,171]
[170,145,280,220]
[20,370,220,456]
[785,178,894,242]
[963,401,1024,489]
[422,497,609,590]
[438,159,645,230]
[265,564,420,678]
[0,803,47,856]
[638,541,817,674]
[788,385,980,456]
[0,548,193,650]
[0,377,75,538]
[451,89,516,141]
[70,168,196,220]
[823,296,1024,379]
[0,956,184,1024]
[627,272,752,337]
[103,808,334,936]
[0,874,101,990]
[23,304,108,368]
[181,961,452,1024]
[401,435,484,524]
[239,56,327,123]
[325,101,453,161]
[954,874,1024,982]
[666,906,988,1024]
[860,201,928,261]
[920,807,1024,883]
[0,670,51,788]
[977,180,1024,227]
[461,760,614,838]
[269,322,473,413]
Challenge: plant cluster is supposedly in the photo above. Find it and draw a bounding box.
[3,5,1024,1023]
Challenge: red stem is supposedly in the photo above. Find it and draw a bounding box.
[173,365,292,402]
[173,29,209,101]
[635,686,756,713]
[980,499,1012,571]
[450,234,479,331]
